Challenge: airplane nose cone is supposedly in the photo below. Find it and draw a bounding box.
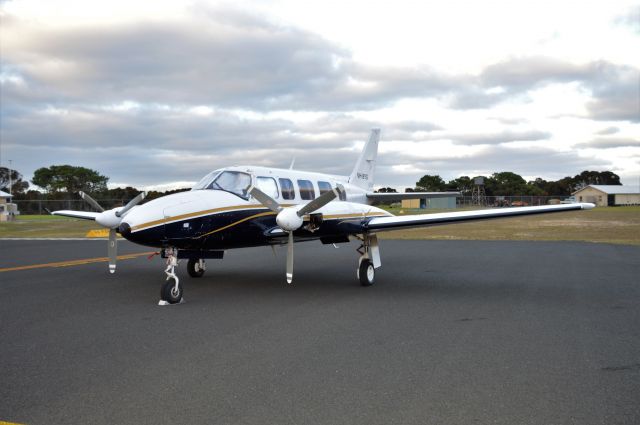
[118,222,131,237]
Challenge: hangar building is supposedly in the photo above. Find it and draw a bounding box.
[572,185,640,207]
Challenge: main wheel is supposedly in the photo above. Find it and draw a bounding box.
[161,280,183,304]
[187,258,205,278]
[358,259,375,286]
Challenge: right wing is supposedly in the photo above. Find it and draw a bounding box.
[358,203,595,232]
[51,210,100,221]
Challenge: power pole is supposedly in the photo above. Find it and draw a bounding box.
[8,159,12,196]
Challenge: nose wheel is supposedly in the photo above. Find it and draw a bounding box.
[161,279,183,304]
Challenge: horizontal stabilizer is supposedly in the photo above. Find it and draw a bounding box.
[51,210,100,221]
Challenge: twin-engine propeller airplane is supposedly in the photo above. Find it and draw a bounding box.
[53,129,594,304]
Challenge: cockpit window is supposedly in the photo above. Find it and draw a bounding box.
[209,171,252,198]
[192,170,222,190]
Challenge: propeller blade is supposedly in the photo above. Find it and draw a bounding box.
[297,184,345,217]
[79,191,104,212]
[248,186,282,213]
[108,228,117,274]
[286,231,293,284]
[116,192,146,217]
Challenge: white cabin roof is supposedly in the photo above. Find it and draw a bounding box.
[0,190,12,198]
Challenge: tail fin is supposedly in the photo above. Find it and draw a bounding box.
[348,129,380,191]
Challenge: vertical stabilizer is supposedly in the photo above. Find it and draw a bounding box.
[348,129,380,191]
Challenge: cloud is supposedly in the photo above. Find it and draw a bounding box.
[584,63,640,122]
[595,126,620,135]
[1,4,638,188]
[574,137,640,149]
[449,130,551,145]
[378,145,612,185]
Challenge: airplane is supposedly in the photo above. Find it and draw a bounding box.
[52,129,595,305]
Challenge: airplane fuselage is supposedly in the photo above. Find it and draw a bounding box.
[119,166,391,250]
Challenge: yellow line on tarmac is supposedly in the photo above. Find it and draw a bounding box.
[1,421,27,425]
[0,252,155,273]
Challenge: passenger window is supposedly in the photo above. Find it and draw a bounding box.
[256,176,279,199]
[318,181,332,195]
[297,180,315,200]
[279,178,295,200]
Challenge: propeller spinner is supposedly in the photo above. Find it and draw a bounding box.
[79,191,146,273]
[248,184,344,283]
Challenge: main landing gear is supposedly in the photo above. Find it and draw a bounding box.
[356,234,381,287]
[187,258,206,278]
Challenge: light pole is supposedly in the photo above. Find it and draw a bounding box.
[8,159,12,196]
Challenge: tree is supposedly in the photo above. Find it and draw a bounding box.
[375,187,397,193]
[32,165,109,194]
[485,172,528,196]
[0,167,29,194]
[446,176,473,196]
[573,170,621,189]
[415,174,446,191]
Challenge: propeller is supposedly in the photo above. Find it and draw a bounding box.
[79,191,146,273]
[248,184,344,283]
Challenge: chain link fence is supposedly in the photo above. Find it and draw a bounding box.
[458,195,570,207]
[13,199,132,215]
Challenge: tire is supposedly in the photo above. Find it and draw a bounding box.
[359,259,375,286]
[161,280,183,304]
[187,258,205,278]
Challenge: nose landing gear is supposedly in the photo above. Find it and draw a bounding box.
[159,247,184,305]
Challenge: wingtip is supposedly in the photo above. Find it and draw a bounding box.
[581,203,596,210]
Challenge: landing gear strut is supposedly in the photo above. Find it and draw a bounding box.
[356,234,381,286]
[187,258,206,278]
[159,247,183,305]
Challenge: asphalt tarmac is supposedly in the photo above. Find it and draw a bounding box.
[1,239,639,425]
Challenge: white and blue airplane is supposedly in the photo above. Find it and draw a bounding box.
[53,129,595,304]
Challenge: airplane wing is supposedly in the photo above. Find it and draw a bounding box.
[51,210,101,221]
[340,203,594,233]
[366,192,460,202]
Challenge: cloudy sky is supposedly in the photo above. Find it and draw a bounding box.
[1,0,639,190]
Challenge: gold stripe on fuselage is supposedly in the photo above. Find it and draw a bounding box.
[131,203,391,233]
[194,211,276,239]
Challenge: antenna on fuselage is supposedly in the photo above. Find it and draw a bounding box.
[289,157,296,170]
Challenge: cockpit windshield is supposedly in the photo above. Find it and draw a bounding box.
[192,170,252,199]
[192,170,222,190]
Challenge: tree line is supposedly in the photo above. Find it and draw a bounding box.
[0,165,187,201]
[1,164,623,200]
[381,170,621,197]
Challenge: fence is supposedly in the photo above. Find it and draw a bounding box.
[13,199,132,215]
[457,196,568,207]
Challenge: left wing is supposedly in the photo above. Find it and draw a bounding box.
[51,210,100,221]
[360,203,594,232]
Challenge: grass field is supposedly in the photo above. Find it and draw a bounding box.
[1,206,639,245]
[378,205,640,245]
